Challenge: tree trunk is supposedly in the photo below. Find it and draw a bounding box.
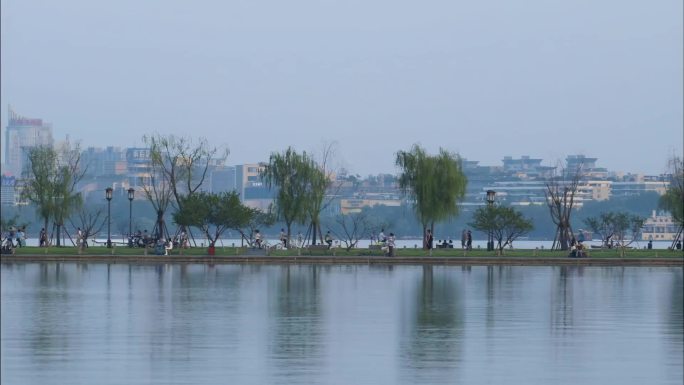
[156,210,165,240]
[56,223,62,247]
[311,220,317,245]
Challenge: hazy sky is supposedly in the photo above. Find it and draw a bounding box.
[2,0,682,175]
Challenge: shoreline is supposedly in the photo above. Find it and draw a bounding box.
[2,254,682,267]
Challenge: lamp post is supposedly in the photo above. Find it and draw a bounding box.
[127,188,135,241]
[486,190,496,251]
[106,187,113,248]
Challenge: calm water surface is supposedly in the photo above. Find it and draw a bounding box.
[1,263,682,385]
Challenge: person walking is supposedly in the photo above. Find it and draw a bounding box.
[466,230,472,250]
[461,229,467,249]
[16,227,25,248]
[325,231,333,249]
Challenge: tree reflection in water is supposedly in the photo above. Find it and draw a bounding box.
[399,265,464,383]
[268,264,325,383]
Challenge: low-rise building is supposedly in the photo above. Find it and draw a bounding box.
[641,211,681,241]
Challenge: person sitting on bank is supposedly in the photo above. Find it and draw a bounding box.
[325,231,333,249]
[378,229,387,245]
[154,238,166,255]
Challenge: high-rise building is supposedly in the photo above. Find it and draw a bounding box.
[3,107,54,177]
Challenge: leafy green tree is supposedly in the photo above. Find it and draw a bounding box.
[396,144,467,249]
[584,212,645,248]
[234,206,276,248]
[470,205,534,253]
[21,146,57,237]
[261,147,315,242]
[173,191,253,247]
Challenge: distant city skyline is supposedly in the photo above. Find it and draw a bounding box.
[0,105,678,177]
[2,0,682,176]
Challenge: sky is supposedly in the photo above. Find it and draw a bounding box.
[1,0,682,176]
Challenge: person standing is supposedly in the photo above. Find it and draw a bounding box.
[466,230,472,250]
[39,228,48,247]
[279,228,287,248]
[76,227,83,248]
[387,232,396,257]
[425,229,434,256]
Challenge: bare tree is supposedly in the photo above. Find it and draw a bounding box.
[307,141,345,245]
[544,160,583,250]
[68,205,106,252]
[143,134,229,242]
[145,134,228,210]
[331,212,372,251]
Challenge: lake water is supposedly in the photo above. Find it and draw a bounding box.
[1,263,682,385]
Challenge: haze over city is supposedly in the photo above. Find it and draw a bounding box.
[1,0,682,175]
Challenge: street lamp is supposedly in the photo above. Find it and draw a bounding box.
[105,187,113,248]
[127,187,135,241]
[486,190,496,251]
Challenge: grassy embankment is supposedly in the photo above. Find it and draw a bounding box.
[4,245,683,259]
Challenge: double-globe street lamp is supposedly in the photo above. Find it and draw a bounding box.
[486,190,496,252]
[105,187,113,248]
[128,188,135,241]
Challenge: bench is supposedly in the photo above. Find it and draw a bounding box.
[307,244,331,255]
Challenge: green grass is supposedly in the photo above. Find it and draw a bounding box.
[6,245,683,259]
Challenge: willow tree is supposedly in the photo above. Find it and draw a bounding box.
[660,156,683,247]
[22,143,85,246]
[261,147,315,242]
[396,145,468,249]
